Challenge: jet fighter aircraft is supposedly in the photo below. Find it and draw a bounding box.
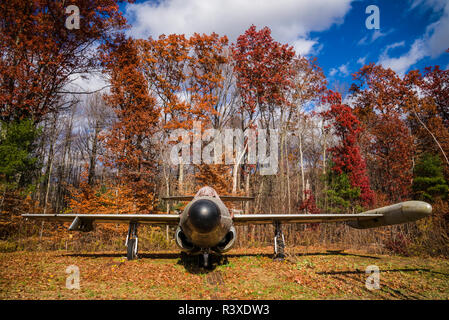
[22,186,432,267]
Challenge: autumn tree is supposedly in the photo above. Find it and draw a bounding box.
[231,25,296,209]
[232,25,295,130]
[194,164,231,195]
[419,66,449,129]
[68,165,137,215]
[101,36,159,213]
[137,33,231,195]
[404,68,449,169]
[0,0,131,226]
[297,189,320,214]
[290,58,327,204]
[0,0,129,122]
[350,64,414,202]
[321,91,375,210]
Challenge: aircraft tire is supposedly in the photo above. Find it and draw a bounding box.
[127,239,137,260]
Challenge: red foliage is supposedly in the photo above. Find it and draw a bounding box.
[232,25,295,122]
[368,112,414,200]
[322,91,375,207]
[351,64,415,202]
[297,190,320,214]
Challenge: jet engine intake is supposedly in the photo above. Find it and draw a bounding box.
[175,227,195,252]
[213,226,236,253]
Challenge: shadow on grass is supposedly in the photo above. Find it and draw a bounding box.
[296,250,382,260]
[317,268,449,276]
[225,253,273,258]
[176,252,230,274]
[63,249,380,265]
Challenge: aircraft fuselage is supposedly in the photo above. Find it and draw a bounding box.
[175,196,236,254]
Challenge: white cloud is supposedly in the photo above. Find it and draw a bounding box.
[425,8,449,58]
[329,63,350,77]
[384,41,405,52]
[338,63,350,76]
[292,38,320,56]
[379,0,449,74]
[357,35,368,46]
[371,30,385,42]
[125,0,354,55]
[357,56,366,65]
[357,29,393,45]
[379,39,425,75]
[409,0,447,12]
[66,73,109,94]
[379,41,405,59]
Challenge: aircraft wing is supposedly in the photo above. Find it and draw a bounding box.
[162,195,254,201]
[233,213,383,225]
[22,213,180,230]
[233,201,432,229]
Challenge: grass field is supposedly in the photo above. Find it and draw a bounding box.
[1,246,448,299]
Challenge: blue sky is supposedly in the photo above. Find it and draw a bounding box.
[116,0,448,93]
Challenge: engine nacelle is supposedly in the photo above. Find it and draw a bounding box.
[212,226,236,253]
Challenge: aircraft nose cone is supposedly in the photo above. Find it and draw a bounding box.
[188,199,221,233]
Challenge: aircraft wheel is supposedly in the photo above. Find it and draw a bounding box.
[127,239,137,260]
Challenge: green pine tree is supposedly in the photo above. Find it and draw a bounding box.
[0,119,41,190]
[324,161,362,213]
[412,153,449,202]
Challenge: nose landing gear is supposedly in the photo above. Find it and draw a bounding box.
[201,249,210,268]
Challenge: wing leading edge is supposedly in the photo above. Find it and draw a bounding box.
[233,201,432,229]
[162,195,254,201]
[21,213,180,226]
[233,213,383,225]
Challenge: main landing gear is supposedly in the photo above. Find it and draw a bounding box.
[126,222,139,260]
[273,221,285,261]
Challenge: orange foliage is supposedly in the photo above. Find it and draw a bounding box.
[0,0,129,122]
[67,167,145,215]
[101,36,159,213]
[194,164,231,195]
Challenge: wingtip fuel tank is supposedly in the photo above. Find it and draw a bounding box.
[348,201,432,229]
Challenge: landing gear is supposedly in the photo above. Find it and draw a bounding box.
[126,222,138,260]
[273,221,285,261]
[201,249,210,268]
